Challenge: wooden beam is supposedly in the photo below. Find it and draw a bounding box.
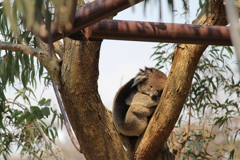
[38,0,232,46]
[82,20,232,46]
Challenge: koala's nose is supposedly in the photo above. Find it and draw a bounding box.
[150,90,160,99]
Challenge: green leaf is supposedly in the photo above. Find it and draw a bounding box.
[12,110,23,118]
[50,112,56,126]
[15,110,30,125]
[0,117,5,129]
[45,99,51,106]
[25,113,34,123]
[49,128,55,141]
[41,107,50,118]
[30,106,43,119]
[38,98,46,106]
[21,69,28,88]
[38,98,51,106]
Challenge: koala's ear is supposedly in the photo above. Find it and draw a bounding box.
[145,67,154,72]
[131,74,147,87]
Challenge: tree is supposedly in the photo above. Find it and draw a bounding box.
[0,0,239,160]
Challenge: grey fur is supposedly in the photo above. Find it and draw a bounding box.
[112,68,167,136]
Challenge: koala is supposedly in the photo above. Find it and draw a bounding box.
[112,67,167,136]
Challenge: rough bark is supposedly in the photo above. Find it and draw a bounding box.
[135,1,228,159]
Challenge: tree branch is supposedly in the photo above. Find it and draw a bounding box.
[0,42,42,57]
[36,39,61,87]
[53,40,64,60]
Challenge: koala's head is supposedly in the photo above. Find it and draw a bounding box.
[132,67,167,99]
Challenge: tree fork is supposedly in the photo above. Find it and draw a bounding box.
[59,39,128,160]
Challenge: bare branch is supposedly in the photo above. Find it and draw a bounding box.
[0,42,42,57]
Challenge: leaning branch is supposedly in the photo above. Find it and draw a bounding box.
[134,1,228,159]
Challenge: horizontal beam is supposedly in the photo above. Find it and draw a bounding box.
[83,20,232,46]
[38,0,143,43]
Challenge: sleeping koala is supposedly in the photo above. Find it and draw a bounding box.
[112,67,167,136]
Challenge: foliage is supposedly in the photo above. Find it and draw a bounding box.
[0,0,46,123]
[152,43,240,159]
[0,1,63,159]
[0,90,63,159]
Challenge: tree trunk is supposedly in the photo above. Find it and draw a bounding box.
[58,38,128,160]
